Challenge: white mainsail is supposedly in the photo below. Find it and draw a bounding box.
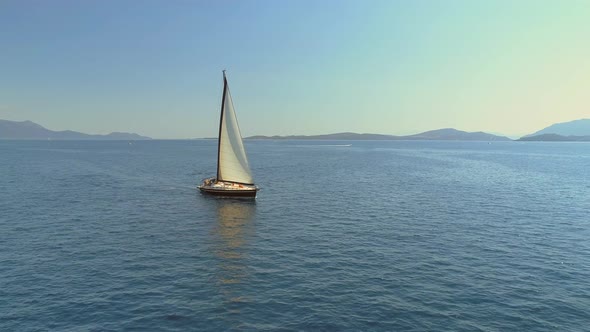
[217,75,254,184]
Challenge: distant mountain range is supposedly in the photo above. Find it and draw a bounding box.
[518,134,590,142]
[519,119,590,141]
[4,118,589,142]
[0,120,151,140]
[525,119,590,137]
[247,128,511,141]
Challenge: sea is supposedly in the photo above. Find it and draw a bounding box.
[1,139,589,331]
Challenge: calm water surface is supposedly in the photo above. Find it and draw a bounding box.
[1,140,589,331]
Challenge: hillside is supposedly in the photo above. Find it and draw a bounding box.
[247,129,510,141]
[404,128,510,141]
[0,120,151,140]
[518,134,590,142]
[525,119,590,137]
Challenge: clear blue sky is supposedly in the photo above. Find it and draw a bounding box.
[1,0,589,138]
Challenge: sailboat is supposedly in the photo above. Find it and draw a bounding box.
[198,71,259,198]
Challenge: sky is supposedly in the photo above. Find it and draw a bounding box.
[1,0,589,138]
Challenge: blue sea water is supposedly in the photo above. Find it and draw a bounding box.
[1,139,589,331]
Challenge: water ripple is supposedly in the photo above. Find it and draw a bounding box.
[1,140,589,331]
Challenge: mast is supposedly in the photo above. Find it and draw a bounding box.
[216,70,227,181]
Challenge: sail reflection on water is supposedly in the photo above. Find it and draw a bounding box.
[210,199,256,306]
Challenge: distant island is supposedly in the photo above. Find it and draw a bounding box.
[247,128,511,141]
[0,120,151,140]
[4,118,590,142]
[519,119,590,141]
[518,134,590,142]
[524,119,590,137]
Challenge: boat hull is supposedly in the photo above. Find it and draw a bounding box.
[198,186,258,198]
[198,179,259,198]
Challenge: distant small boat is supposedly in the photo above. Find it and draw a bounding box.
[198,71,259,198]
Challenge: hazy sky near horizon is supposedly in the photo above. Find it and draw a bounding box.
[1,1,589,138]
